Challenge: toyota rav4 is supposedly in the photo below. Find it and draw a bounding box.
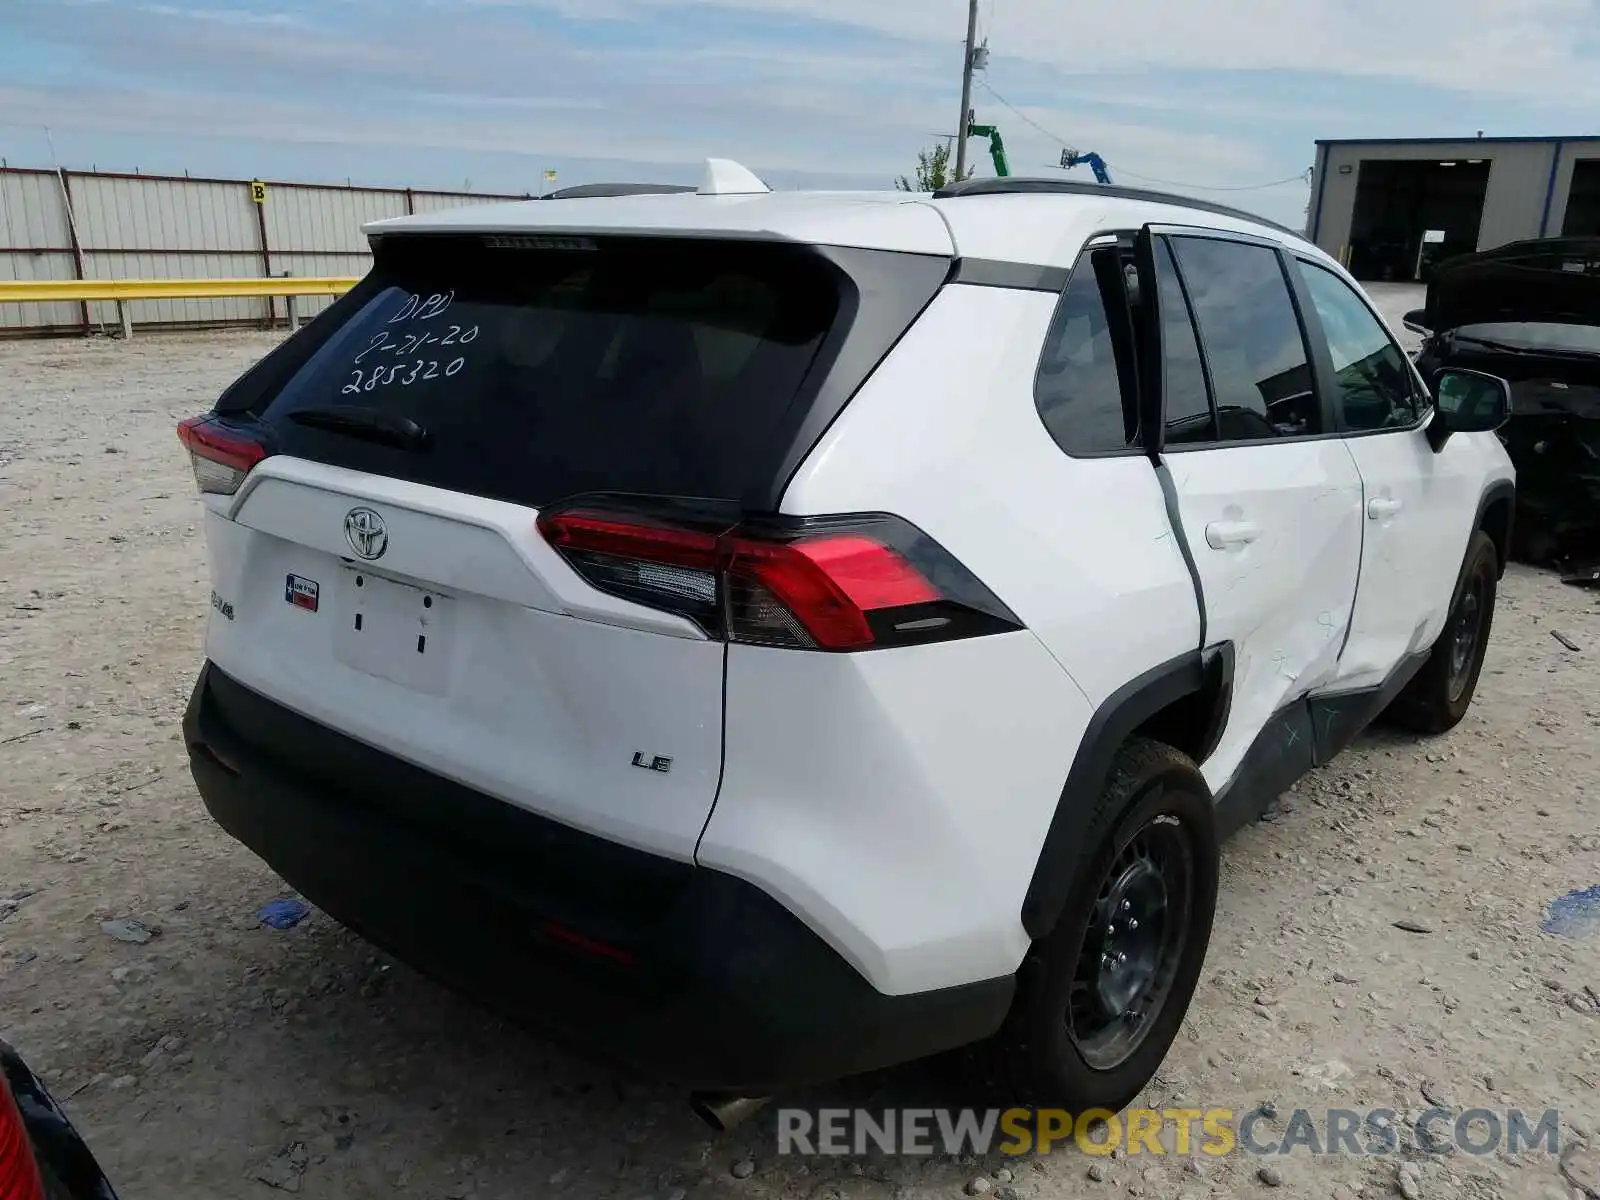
[179,162,1515,1115]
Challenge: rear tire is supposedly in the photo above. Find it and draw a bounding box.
[976,738,1217,1113]
[1385,531,1498,736]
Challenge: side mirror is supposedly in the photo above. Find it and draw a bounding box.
[1426,368,1511,452]
[1402,309,1431,336]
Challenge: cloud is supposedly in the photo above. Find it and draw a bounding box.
[0,77,1280,191]
[1,0,1593,230]
[595,0,1600,102]
[0,83,886,179]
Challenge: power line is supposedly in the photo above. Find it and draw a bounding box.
[975,80,1070,146]
[1099,162,1311,192]
[975,79,1310,192]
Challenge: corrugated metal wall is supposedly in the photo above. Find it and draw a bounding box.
[0,170,79,331]
[0,168,529,335]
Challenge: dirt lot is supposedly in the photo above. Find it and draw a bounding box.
[1,330,1596,1200]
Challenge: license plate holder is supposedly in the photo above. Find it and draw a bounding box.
[332,568,454,694]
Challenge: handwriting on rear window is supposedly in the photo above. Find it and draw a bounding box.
[342,291,478,394]
[342,357,466,394]
[352,324,478,365]
[385,291,454,324]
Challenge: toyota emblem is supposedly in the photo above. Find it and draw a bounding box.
[344,507,388,560]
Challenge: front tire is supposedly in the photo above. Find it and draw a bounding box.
[1385,530,1498,735]
[979,738,1218,1113]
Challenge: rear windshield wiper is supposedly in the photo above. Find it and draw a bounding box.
[287,405,431,451]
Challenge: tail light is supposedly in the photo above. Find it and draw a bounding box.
[0,1075,44,1200]
[177,415,269,495]
[538,501,1021,652]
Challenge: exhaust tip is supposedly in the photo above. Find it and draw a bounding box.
[690,1093,770,1133]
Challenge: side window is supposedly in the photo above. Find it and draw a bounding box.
[1296,262,1420,431]
[1153,239,1215,444]
[1169,236,1321,441]
[1034,245,1140,455]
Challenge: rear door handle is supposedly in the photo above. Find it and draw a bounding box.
[1204,520,1261,549]
[1367,497,1404,519]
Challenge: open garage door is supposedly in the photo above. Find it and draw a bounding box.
[1563,160,1600,237]
[1347,159,1490,282]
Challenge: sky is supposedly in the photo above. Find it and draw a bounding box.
[1,0,1596,228]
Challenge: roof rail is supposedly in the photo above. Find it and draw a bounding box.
[931,176,1308,242]
[541,182,695,199]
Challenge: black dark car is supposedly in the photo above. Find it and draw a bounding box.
[1406,237,1600,563]
[0,1039,118,1200]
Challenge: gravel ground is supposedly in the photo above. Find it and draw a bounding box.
[1,329,1597,1200]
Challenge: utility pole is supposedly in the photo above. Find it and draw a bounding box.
[953,0,979,181]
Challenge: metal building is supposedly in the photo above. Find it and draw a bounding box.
[0,167,528,335]
[1307,136,1600,282]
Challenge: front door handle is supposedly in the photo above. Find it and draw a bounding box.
[1205,520,1262,549]
[1367,497,1404,519]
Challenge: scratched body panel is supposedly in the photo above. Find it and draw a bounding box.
[1161,440,1365,794]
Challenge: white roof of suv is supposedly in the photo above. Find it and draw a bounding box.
[368,190,957,256]
[364,158,1321,271]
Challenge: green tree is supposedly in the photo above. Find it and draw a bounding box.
[895,142,973,192]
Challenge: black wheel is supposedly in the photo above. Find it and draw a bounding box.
[976,738,1217,1112]
[1385,531,1498,735]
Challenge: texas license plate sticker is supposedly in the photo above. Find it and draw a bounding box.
[286,574,320,612]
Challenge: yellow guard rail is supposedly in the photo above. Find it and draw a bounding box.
[0,276,357,302]
[0,276,360,337]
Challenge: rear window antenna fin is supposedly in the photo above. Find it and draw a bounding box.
[699,158,771,196]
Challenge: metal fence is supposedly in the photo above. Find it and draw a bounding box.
[0,167,529,336]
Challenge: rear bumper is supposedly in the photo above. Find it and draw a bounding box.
[183,662,1012,1091]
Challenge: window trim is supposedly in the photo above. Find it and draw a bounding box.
[1289,253,1435,439]
[1147,225,1337,454]
[950,259,1072,291]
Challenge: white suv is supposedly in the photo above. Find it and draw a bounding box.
[179,161,1515,1116]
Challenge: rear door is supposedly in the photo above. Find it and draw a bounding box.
[1139,227,1366,792]
[195,233,861,859]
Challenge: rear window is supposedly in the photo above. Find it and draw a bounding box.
[1033,243,1141,456]
[246,235,845,507]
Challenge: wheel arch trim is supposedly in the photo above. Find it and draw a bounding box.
[1473,479,1515,579]
[1020,644,1230,940]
